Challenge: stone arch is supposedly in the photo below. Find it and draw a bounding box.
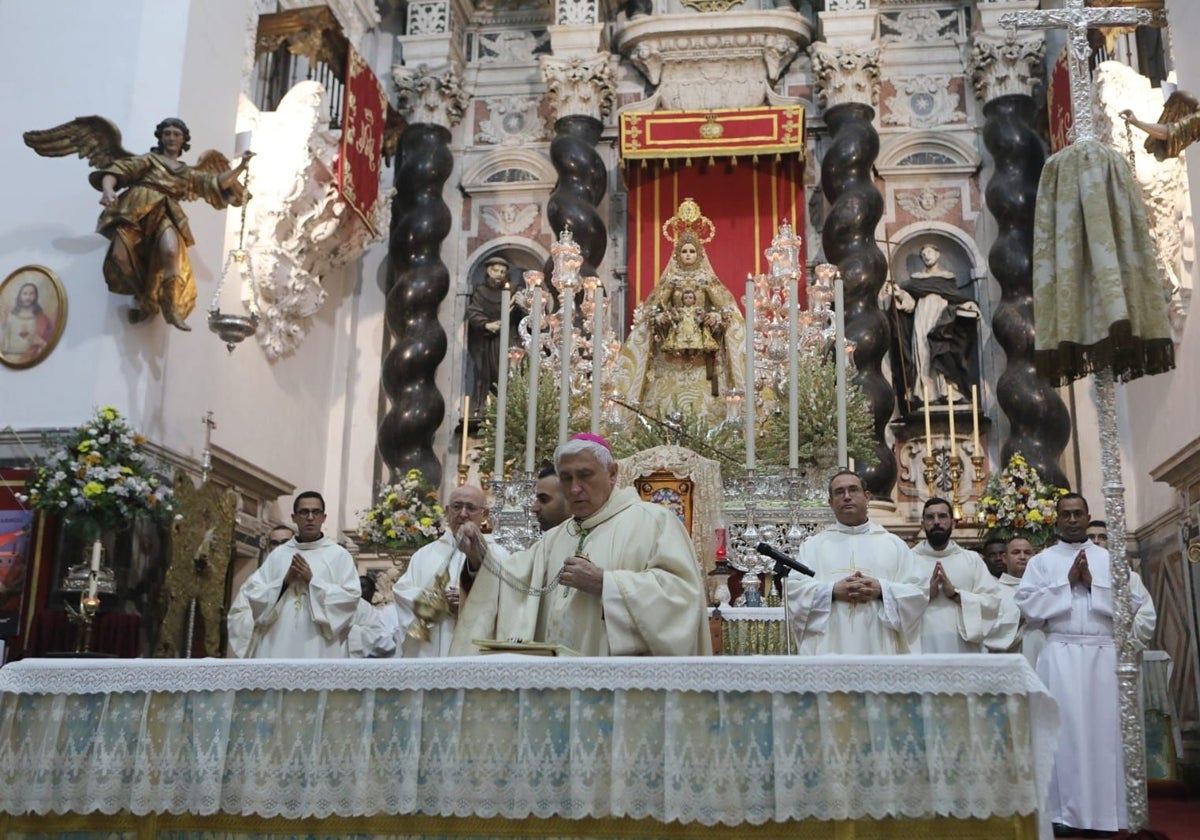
[876,130,980,177]
[460,149,556,196]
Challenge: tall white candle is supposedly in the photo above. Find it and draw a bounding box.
[86,573,98,601]
[947,385,958,461]
[524,274,542,474]
[590,286,604,434]
[788,276,800,470]
[924,383,933,454]
[971,384,981,454]
[461,395,471,464]
[493,288,511,477]
[90,540,102,573]
[558,288,574,446]
[834,274,848,467]
[744,279,756,471]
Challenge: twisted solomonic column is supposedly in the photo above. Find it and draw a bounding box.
[972,33,1070,488]
[810,42,895,496]
[540,54,617,275]
[380,65,468,485]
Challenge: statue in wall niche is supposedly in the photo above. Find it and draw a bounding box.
[23,116,253,331]
[880,242,980,407]
[1121,91,1200,161]
[466,255,526,416]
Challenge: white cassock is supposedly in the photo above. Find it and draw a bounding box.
[226,588,255,658]
[785,521,928,655]
[450,487,712,657]
[235,535,361,659]
[1015,540,1156,833]
[995,572,1044,666]
[348,600,398,658]
[394,531,510,658]
[913,539,1014,653]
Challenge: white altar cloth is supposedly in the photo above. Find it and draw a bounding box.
[0,655,1057,833]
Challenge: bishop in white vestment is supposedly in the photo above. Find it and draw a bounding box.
[450,435,711,657]
[786,471,927,655]
[1015,494,1156,835]
[913,498,1014,653]
[394,484,509,658]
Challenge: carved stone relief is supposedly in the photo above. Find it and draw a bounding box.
[476,29,549,64]
[239,83,392,359]
[883,75,965,129]
[539,53,617,121]
[969,32,1045,101]
[895,186,962,221]
[393,63,469,128]
[557,0,599,26]
[481,203,542,236]
[407,0,450,35]
[879,8,960,43]
[476,96,548,146]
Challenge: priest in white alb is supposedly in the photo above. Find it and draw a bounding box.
[1015,493,1156,837]
[913,497,1014,653]
[450,434,711,656]
[233,491,361,658]
[393,483,509,657]
[786,470,927,654]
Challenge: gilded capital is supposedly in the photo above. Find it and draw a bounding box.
[539,53,617,122]
[808,41,881,109]
[970,32,1045,101]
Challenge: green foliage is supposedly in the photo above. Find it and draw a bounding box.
[477,363,589,478]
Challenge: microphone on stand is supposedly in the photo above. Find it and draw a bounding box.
[755,542,816,578]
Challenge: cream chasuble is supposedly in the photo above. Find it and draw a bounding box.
[237,535,361,659]
[785,521,927,655]
[450,487,711,656]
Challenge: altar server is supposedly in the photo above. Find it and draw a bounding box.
[993,536,1043,666]
[1016,493,1156,837]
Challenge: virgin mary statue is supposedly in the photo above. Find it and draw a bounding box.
[611,199,746,424]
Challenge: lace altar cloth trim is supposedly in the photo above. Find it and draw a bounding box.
[0,655,1059,827]
[0,653,1047,696]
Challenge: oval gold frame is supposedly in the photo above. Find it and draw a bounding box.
[0,264,68,370]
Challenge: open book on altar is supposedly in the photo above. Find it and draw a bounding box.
[473,639,583,657]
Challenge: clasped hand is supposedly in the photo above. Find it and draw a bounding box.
[833,570,881,603]
[929,561,959,602]
[1067,550,1092,589]
[284,553,312,585]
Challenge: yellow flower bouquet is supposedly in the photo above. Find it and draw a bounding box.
[977,453,1067,546]
[19,406,177,538]
[356,468,444,550]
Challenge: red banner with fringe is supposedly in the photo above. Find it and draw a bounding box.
[338,45,388,234]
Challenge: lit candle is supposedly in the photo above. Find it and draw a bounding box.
[834,273,847,468]
[971,384,981,454]
[461,395,471,464]
[558,287,574,446]
[788,276,799,470]
[494,287,511,477]
[90,540,102,573]
[590,285,605,434]
[947,385,957,461]
[923,383,933,454]
[524,272,542,474]
[744,279,756,471]
[86,573,98,602]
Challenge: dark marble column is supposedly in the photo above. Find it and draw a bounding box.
[378,123,454,485]
[546,115,608,276]
[821,102,896,497]
[982,95,1069,488]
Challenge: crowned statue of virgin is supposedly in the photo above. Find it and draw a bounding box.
[611,198,747,424]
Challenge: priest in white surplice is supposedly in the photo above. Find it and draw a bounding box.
[786,471,927,654]
[993,535,1043,666]
[393,484,509,657]
[450,434,711,656]
[913,497,1014,653]
[1015,493,1156,837]
[233,492,361,658]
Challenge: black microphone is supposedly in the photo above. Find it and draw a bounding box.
[755,542,816,577]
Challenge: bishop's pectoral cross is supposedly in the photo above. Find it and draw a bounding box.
[999,0,1155,145]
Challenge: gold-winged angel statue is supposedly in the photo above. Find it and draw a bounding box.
[1120,90,1200,161]
[23,116,253,330]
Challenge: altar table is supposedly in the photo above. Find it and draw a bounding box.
[0,655,1058,839]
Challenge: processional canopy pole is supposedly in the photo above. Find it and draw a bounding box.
[999,1,1173,833]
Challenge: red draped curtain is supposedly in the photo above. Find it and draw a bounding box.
[619,107,808,324]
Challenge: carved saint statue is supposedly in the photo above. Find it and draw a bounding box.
[880,243,980,405]
[1121,90,1200,161]
[23,116,252,330]
[611,198,746,423]
[466,255,525,414]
